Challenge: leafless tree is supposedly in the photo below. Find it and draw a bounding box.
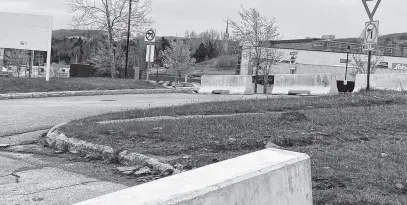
[159,40,196,83]
[64,0,153,78]
[4,49,30,78]
[349,31,384,76]
[229,6,281,93]
[258,48,284,93]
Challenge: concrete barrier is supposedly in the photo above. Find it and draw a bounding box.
[272,73,338,95]
[73,148,312,205]
[199,75,254,95]
[354,74,407,92]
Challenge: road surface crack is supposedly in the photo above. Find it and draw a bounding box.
[15,180,99,195]
[11,172,20,183]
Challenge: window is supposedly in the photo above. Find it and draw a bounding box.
[329,43,337,47]
[314,42,323,47]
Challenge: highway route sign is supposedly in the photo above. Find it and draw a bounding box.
[145,29,156,42]
[364,21,379,44]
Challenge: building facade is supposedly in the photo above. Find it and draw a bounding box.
[237,38,407,82]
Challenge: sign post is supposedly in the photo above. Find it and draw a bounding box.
[289,52,297,74]
[361,0,382,91]
[362,0,382,91]
[145,29,156,82]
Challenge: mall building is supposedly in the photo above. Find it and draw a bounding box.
[236,36,407,82]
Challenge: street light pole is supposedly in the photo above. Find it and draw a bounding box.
[124,0,132,79]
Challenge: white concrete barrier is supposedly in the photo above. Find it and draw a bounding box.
[199,75,254,95]
[74,149,312,205]
[272,73,338,95]
[354,74,407,92]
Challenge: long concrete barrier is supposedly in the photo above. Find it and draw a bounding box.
[74,148,312,205]
[199,75,254,95]
[272,73,338,95]
[354,74,407,92]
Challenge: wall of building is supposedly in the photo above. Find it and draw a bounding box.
[239,47,407,81]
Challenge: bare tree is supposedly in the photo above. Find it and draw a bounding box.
[230,6,281,93]
[64,0,153,78]
[349,31,384,76]
[258,48,284,93]
[349,52,384,76]
[4,49,30,78]
[159,40,196,83]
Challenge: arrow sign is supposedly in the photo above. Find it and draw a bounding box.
[362,0,382,21]
[364,21,379,44]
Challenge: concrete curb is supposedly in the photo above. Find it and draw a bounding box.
[0,88,195,100]
[44,123,175,176]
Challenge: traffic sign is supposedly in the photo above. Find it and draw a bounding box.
[146,45,155,62]
[289,51,298,56]
[362,0,382,21]
[364,21,379,44]
[144,29,156,42]
[362,43,376,51]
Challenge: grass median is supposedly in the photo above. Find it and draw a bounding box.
[60,90,407,204]
[0,77,162,94]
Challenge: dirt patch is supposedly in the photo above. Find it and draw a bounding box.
[312,176,349,190]
[278,111,309,123]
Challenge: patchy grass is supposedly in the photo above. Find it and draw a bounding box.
[61,103,407,204]
[0,77,162,94]
[74,90,407,123]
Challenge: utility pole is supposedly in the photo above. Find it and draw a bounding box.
[124,0,132,79]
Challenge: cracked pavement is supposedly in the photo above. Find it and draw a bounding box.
[0,151,127,205]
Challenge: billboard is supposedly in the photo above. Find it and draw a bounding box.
[0,12,52,51]
[0,12,53,80]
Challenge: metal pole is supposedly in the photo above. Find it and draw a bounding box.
[156,63,159,83]
[367,51,372,91]
[345,52,349,81]
[147,43,151,81]
[124,0,132,79]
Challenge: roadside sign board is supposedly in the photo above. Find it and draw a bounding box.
[146,45,155,62]
[364,21,379,44]
[362,43,376,51]
[340,59,350,64]
[392,63,407,70]
[144,29,156,42]
[378,62,388,68]
[362,0,382,21]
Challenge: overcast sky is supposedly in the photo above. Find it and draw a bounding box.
[0,0,404,39]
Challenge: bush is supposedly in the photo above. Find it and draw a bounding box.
[216,56,238,68]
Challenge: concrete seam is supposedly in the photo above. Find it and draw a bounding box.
[13,180,99,196]
[0,88,194,101]
[45,123,176,176]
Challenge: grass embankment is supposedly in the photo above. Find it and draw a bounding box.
[61,90,407,204]
[0,77,162,94]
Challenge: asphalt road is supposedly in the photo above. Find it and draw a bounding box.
[0,93,272,204]
[0,93,269,137]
